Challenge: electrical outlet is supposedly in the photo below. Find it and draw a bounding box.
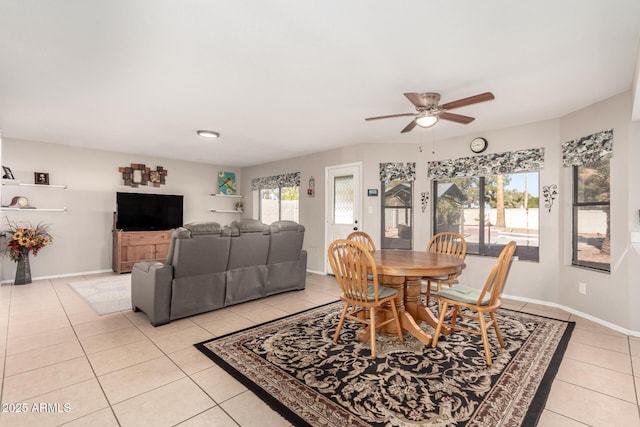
[579,282,587,295]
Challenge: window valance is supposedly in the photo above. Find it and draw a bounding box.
[427,148,544,180]
[561,129,613,167]
[379,162,416,182]
[251,172,300,190]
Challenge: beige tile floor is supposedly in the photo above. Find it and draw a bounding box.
[0,272,638,426]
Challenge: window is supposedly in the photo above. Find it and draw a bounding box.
[381,179,413,249]
[433,172,539,261]
[572,158,610,271]
[259,186,299,224]
[252,172,301,225]
[562,129,613,272]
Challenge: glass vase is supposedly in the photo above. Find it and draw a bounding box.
[15,250,32,285]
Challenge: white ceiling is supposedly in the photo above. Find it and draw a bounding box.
[1,1,639,167]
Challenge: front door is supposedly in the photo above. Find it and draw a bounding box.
[325,162,362,273]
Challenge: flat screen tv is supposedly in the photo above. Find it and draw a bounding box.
[116,192,183,231]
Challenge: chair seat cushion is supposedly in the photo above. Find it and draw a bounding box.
[424,275,449,281]
[365,284,397,301]
[437,285,490,305]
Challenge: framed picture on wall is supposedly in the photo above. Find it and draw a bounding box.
[218,171,237,195]
[2,166,15,180]
[34,172,50,185]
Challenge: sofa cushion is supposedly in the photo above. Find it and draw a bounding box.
[267,221,304,264]
[226,220,270,269]
[229,218,270,236]
[270,220,305,233]
[183,221,223,235]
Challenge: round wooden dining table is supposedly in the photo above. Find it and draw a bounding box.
[368,249,466,345]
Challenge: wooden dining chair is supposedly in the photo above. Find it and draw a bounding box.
[347,231,376,252]
[431,241,517,366]
[421,232,467,305]
[328,239,403,357]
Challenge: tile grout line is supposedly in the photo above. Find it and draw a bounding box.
[0,283,15,416]
[50,277,125,427]
[628,337,640,419]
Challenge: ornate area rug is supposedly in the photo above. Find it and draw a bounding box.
[195,301,574,427]
[68,275,131,315]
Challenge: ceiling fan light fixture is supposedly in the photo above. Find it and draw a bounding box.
[415,114,439,128]
[197,130,220,139]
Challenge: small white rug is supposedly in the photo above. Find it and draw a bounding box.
[68,275,132,315]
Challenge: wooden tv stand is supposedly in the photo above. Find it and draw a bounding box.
[112,229,172,274]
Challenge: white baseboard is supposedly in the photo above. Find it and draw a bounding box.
[1,269,115,285]
[502,293,640,338]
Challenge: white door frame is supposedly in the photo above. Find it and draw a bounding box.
[324,162,363,274]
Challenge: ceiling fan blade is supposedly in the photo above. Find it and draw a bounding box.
[404,93,427,108]
[438,112,475,124]
[365,112,415,121]
[400,120,417,133]
[441,92,495,111]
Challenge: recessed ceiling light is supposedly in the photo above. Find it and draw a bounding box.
[197,130,220,138]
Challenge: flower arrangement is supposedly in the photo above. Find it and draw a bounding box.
[2,220,53,262]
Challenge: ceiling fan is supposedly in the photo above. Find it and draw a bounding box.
[365,91,495,133]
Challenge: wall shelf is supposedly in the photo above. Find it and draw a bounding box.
[210,194,243,198]
[0,207,67,212]
[2,180,67,189]
[210,209,243,213]
[2,179,69,211]
[211,193,244,214]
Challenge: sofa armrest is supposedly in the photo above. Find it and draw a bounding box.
[131,261,173,326]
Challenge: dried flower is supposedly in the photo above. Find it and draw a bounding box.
[1,220,53,262]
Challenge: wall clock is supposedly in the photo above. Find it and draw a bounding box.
[470,137,488,154]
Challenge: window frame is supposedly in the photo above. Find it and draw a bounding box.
[380,179,413,250]
[432,172,540,261]
[571,162,611,272]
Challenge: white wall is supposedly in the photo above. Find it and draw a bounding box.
[0,138,239,281]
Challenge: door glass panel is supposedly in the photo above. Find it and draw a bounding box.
[333,174,354,224]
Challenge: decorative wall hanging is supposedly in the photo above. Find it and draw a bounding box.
[119,164,167,188]
[420,191,429,213]
[251,172,300,190]
[561,128,613,167]
[218,171,237,195]
[307,176,315,197]
[542,184,558,213]
[427,148,544,180]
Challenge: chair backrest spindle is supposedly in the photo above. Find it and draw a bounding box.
[329,239,379,304]
[476,241,517,306]
[347,231,376,253]
[427,232,466,259]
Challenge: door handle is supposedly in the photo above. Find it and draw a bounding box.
[353,227,358,230]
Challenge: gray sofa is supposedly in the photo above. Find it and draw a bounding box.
[131,219,307,326]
